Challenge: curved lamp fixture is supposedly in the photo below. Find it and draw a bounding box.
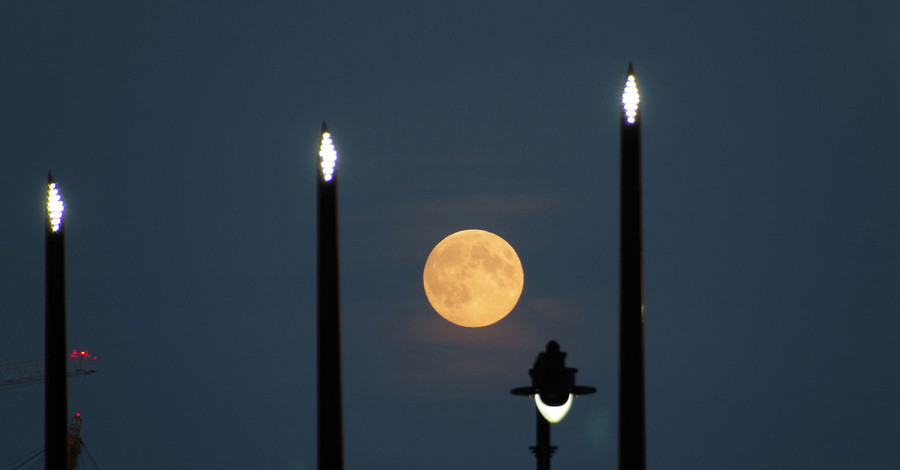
[535,393,573,424]
[511,341,595,423]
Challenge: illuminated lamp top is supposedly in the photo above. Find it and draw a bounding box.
[47,181,64,232]
[622,74,640,125]
[319,129,338,182]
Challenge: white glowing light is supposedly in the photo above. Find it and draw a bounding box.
[47,182,64,232]
[534,393,574,423]
[622,74,640,124]
[319,132,338,182]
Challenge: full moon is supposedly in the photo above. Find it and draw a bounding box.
[423,229,524,328]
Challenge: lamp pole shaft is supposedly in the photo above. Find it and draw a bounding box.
[45,198,67,470]
[531,409,556,470]
[317,164,343,470]
[618,86,646,470]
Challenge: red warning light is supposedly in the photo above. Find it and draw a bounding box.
[76,412,81,417]
[70,349,95,359]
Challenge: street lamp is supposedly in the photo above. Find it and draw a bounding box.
[316,122,344,470]
[45,173,68,470]
[511,341,595,470]
[619,62,646,470]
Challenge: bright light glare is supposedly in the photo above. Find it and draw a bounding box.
[319,132,338,182]
[534,393,574,423]
[47,182,64,232]
[70,349,96,359]
[622,74,640,124]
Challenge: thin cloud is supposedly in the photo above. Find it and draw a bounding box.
[355,192,562,262]
[396,192,560,226]
[369,292,598,401]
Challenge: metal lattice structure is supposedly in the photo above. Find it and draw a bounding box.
[0,351,98,389]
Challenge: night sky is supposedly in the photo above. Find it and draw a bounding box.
[3,1,900,469]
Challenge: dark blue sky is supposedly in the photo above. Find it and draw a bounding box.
[3,1,899,469]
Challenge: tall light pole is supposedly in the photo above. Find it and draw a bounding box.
[618,63,645,470]
[316,122,343,470]
[512,341,595,470]
[45,173,67,470]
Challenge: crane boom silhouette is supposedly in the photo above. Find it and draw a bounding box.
[0,350,97,389]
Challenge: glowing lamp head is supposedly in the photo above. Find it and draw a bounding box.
[510,341,596,423]
[47,180,64,232]
[319,128,338,183]
[535,393,574,423]
[622,74,640,125]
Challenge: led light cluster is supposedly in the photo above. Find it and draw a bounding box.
[47,182,64,232]
[622,74,640,124]
[319,132,338,182]
[70,349,96,359]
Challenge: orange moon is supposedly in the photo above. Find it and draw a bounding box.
[423,229,524,327]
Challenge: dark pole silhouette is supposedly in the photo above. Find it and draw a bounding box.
[45,174,67,470]
[532,410,556,470]
[316,122,343,470]
[512,341,595,470]
[618,63,646,470]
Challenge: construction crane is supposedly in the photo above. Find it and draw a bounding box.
[0,350,97,389]
[0,351,100,469]
[67,413,84,470]
[3,414,99,470]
